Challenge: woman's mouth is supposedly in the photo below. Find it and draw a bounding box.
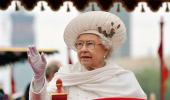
[80,56,92,60]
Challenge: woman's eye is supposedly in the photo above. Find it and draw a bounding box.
[78,43,83,45]
[87,42,92,45]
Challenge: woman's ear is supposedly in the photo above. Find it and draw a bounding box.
[104,48,110,59]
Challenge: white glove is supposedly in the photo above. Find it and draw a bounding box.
[27,46,47,80]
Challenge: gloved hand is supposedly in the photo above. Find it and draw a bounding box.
[27,46,47,80]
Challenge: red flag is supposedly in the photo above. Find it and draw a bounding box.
[10,65,16,94]
[158,17,169,100]
[67,47,72,64]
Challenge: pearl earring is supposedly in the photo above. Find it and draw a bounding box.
[104,55,106,59]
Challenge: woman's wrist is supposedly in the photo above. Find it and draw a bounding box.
[33,74,45,84]
[32,75,45,92]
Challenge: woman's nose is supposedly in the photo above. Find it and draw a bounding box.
[80,44,88,51]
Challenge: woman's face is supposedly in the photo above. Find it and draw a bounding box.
[75,33,108,70]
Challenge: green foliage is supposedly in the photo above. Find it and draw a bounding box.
[135,68,170,100]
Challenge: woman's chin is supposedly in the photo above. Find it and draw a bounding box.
[81,62,90,65]
[82,64,94,70]
[81,61,91,66]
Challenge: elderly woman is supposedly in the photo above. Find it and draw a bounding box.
[27,11,147,100]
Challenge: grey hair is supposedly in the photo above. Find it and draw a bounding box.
[98,35,113,59]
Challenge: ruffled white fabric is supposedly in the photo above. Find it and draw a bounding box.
[47,59,147,100]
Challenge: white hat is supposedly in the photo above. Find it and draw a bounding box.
[64,11,126,51]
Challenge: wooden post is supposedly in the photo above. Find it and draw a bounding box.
[51,79,67,100]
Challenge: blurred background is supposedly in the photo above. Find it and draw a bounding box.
[0,0,170,100]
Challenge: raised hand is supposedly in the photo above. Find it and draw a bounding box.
[27,46,47,80]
